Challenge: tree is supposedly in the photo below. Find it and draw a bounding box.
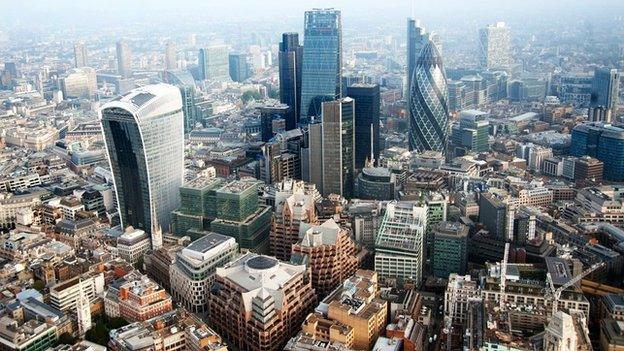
[58,332,77,345]
[32,280,45,294]
[241,90,262,104]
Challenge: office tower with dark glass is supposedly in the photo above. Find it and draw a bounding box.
[346,83,380,168]
[300,8,342,122]
[116,40,132,78]
[74,41,88,68]
[479,22,511,70]
[100,84,184,243]
[198,45,230,81]
[408,40,449,154]
[278,33,303,130]
[229,52,250,82]
[592,68,620,112]
[407,18,428,100]
[321,98,355,198]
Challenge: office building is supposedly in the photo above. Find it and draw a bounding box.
[600,318,624,351]
[451,109,490,155]
[408,40,449,154]
[574,156,604,184]
[116,40,132,78]
[354,167,396,201]
[432,222,469,279]
[0,317,58,351]
[571,122,624,181]
[164,41,176,70]
[198,45,230,81]
[479,193,508,240]
[346,83,380,168]
[74,41,88,68]
[314,270,387,350]
[60,67,97,99]
[300,8,342,121]
[116,227,151,264]
[258,103,290,142]
[105,272,173,322]
[100,84,184,244]
[320,98,355,198]
[270,190,317,261]
[279,32,303,130]
[228,52,250,82]
[407,18,429,103]
[444,274,481,325]
[49,273,104,312]
[374,201,428,286]
[479,22,511,70]
[162,69,197,133]
[172,176,224,238]
[292,219,361,298]
[209,253,317,351]
[170,233,238,314]
[592,68,620,112]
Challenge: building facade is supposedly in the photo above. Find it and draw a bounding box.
[279,32,304,130]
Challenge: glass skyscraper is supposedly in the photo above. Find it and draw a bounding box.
[100,84,185,243]
[571,122,624,181]
[320,98,355,198]
[346,83,380,168]
[278,33,303,130]
[198,45,230,81]
[591,67,620,111]
[408,40,450,154]
[407,18,428,102]
[479,22,511,70]
[300,8,342,122]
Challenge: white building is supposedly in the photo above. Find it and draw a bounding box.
[116,227,151,264]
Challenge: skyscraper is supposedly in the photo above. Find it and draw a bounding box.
[164,41,176,70]
[479,22,511,70]
[571,122,624,181]
[408,40,449,154]
[346,83,380,168]
[451,109,490,156]
[100,84,184,244]
[228,52,250,82]
[321,98,355,198]
[592,67,620,111]
[406,18,428,101]
[116,40,132,78]
[74,41,88,68]
[279,33,303,130]
[198,45,230,81]
[300,8,342,122]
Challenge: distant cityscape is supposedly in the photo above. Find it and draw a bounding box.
[0,1,624,351]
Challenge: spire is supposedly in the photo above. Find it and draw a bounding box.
[150,205,163,250]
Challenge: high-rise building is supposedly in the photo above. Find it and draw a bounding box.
[407,18,429,107]
[300,8,342,122]
[228,52,250,82]
[198,46,230,81]
[270,190,317,261]
[279,33,303,130]
[172,176,224,238]
[209,253,317,351]
[346,83,380,168]
[302,120,323,189]
[408,40,449,154]
[100,84,184,243]
[59,67,97,99]
[478,193,508,241]
[74,41,88,68]
[116,40,132,78]
[570,122,624,182]
[374,201,428,286]
[451,109,490,156]
[320,98,355,198]
[162,69,198,133]
[592,67,620,112]
[292,218,361,298]
[164,41,176,70]
[432,222,469,279]
[479,22,511,70]
[170,233,238,314]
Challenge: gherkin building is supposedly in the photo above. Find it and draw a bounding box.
[408,40,449,154]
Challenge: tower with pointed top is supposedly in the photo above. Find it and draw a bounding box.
[76,280,92,336]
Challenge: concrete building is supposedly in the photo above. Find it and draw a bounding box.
[116,40,132,78]
[432,222,469,279]
[60,67,97,99]
[49,273,104,312]
[209,253,317,351]
[105,272,173,322]
[270,189,317,261]
[600,319,624,351]
[479,22,511,70]
[444,274,481,325]
[116,227,151,264]
[170,233,238,314]
[198,46,230,81]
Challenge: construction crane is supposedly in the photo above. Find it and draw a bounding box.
[545,261,605,316]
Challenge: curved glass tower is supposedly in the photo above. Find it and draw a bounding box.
[408,40,449,154]
[100,84,184,241]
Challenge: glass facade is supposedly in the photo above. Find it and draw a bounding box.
[346,84,380,169]
[101,84,184,240]
[571,122,624,181]
[321,98,354,198]
[409,40,449,154]
[300,8,342,122]
[278,33,303,130]
[198,46,230,81]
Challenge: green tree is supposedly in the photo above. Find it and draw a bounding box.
[32,280,45,294]
[241,90,262,104]
[58,332,76,345]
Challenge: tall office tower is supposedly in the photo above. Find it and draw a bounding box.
[164,41,176,70]
[116,40,132,78]
[170,233,238,314]
[279,33,303,130]
[74,41,88,68]
[209,253,317,351]
[162,69,198,132]
[320,98,355,198]
[292,219,361,299]
[408,40,449,154]
[374,201,428,286]
[432,222,469,279]
[228,52,250,82]
[478,193,508,240]
[100,84,184,243]
[571,122,624,181]
[451,109,490,156]
[300,8,342,122]
[478,22,511,70]
[270,189,317,261]
[198,45,230,81]
[346,83,380,168]
[302,120,323,188]
[591,68,620,112]
[406,18,428,103]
